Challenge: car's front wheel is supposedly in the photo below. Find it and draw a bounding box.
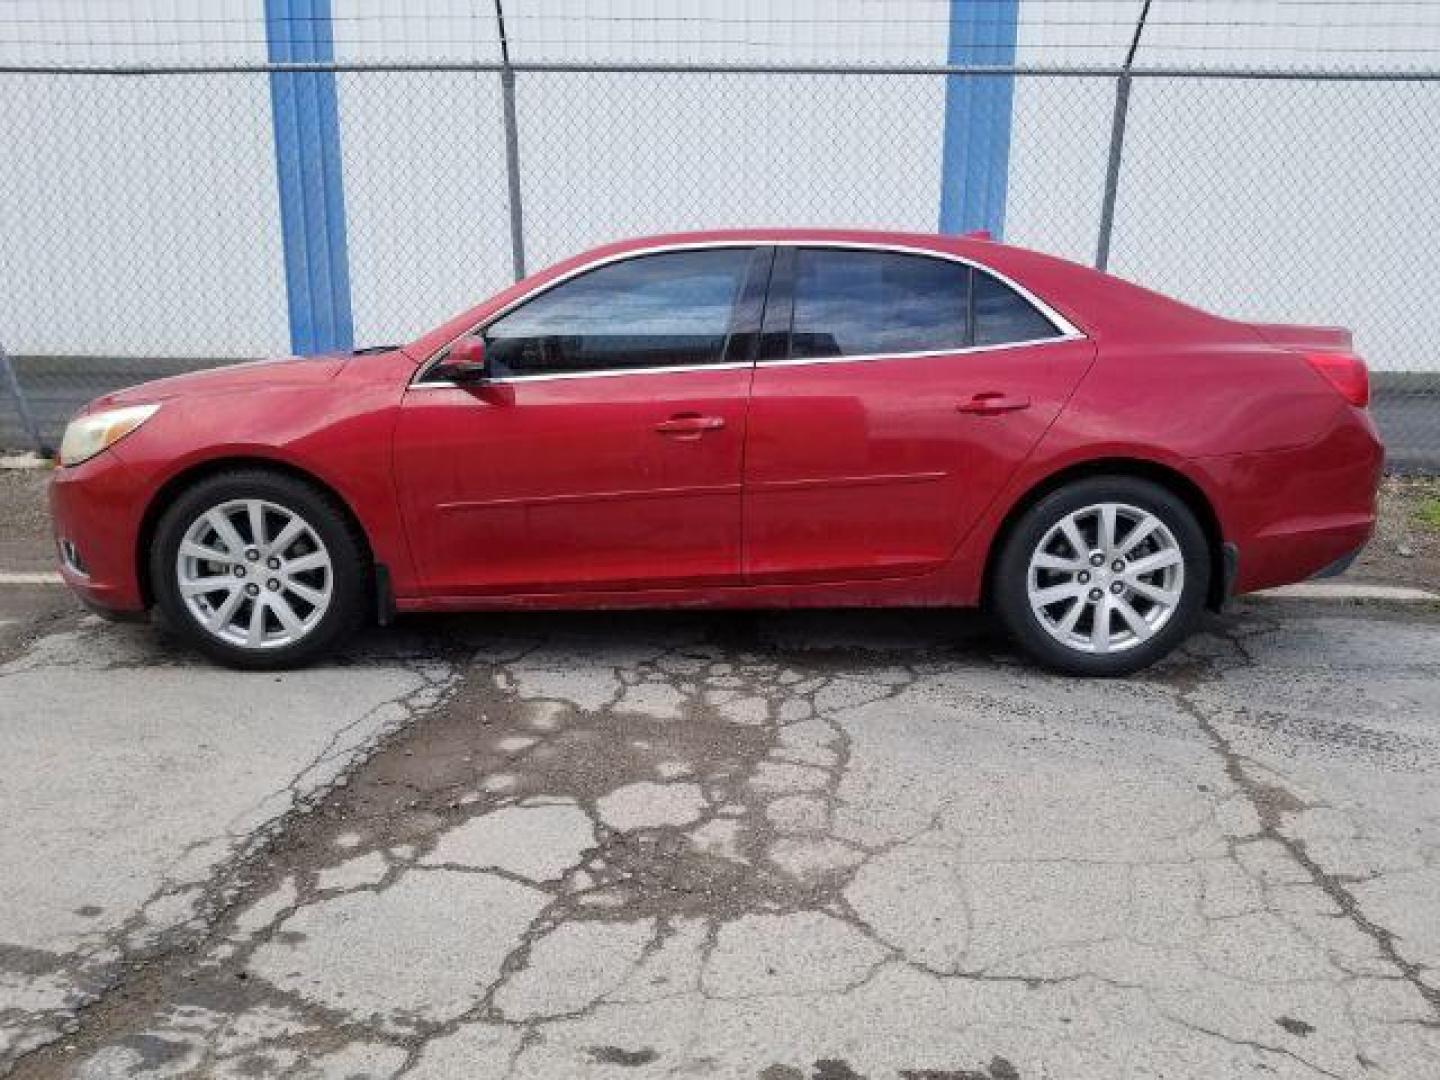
[150,470,368,669]
[992,476,1211,676]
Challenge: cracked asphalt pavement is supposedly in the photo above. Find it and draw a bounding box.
[1,580,1438,1079]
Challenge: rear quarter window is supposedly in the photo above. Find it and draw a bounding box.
[972,271,1062,346]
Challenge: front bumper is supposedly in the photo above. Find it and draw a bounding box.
[48,449,149,615]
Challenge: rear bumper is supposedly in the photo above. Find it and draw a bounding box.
[1239,513,1375,594]
[48,450,149,615]
[1198,406,1383,595]
[1308,545,1364,580]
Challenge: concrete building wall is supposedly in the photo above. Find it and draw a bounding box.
[0,0,289,355]
[0,1,1435,374]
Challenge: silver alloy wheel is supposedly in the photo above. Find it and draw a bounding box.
[1026,502,1184,655]
[175,498,333,650]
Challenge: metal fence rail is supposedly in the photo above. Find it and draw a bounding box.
[1,58,1437,468]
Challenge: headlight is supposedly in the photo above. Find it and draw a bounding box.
[58,403,161,467]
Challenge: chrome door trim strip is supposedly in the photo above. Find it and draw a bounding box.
[437,481,741,511]
[410,360,754,389]
[410,332,1082,390]
[751,470,949,492]
[754,334,1084,370]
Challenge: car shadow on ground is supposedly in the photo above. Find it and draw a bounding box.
[335,606,1030,681]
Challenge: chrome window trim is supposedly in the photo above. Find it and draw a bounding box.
[759,334,1078,369]
[415,360,754,388]
[409,238,1086,389]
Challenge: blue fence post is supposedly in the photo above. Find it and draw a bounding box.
[265,0,354,355]
[938,0,1019,238]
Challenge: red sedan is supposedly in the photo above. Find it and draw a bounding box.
[49,229,1382,675]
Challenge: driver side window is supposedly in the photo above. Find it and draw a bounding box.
[483,248,755,378]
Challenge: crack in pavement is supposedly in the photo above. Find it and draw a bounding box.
[0,622,470,1075]
[5,606,1440,1078]
[1163,638,1440,1030]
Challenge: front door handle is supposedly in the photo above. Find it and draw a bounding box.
[957,393,1031,416]
[655,413,726,439]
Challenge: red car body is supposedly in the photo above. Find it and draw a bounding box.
[51,228,1383,624]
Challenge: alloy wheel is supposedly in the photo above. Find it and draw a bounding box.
[1026,501,1185,654]
[175,499,333,649]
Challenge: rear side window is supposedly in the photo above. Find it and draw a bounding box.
[483,248,753,377]
[789,249,970,359]
[786,248,1063,360]
[972,270,1061,346]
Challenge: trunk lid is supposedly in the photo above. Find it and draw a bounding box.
[1250,322,1353,352]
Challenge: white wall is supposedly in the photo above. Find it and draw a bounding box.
[330,0,509,345]
[0,0,1435,373]
[1004,0,1440,373]
[0,0,290,357]
[333,0,950,345]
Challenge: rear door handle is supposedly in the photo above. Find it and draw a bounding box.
[655,414,726,439]
[957,393,1031,416]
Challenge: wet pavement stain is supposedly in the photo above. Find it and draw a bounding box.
[899,1058,1020,1080]
[586,1044,660,1066]
[904,1065,1019,1080]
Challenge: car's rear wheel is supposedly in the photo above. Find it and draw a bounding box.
[992,476,1211,676]
[150,470,368,669]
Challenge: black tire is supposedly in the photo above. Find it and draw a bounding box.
[991,476,1211,677]
[149,469,370,670]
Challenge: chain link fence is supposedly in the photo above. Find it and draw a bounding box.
[0,58,1436,468]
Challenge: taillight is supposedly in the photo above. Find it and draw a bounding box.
[1303,351,1369,408]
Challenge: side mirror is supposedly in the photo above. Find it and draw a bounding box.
[443,336,487,382]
